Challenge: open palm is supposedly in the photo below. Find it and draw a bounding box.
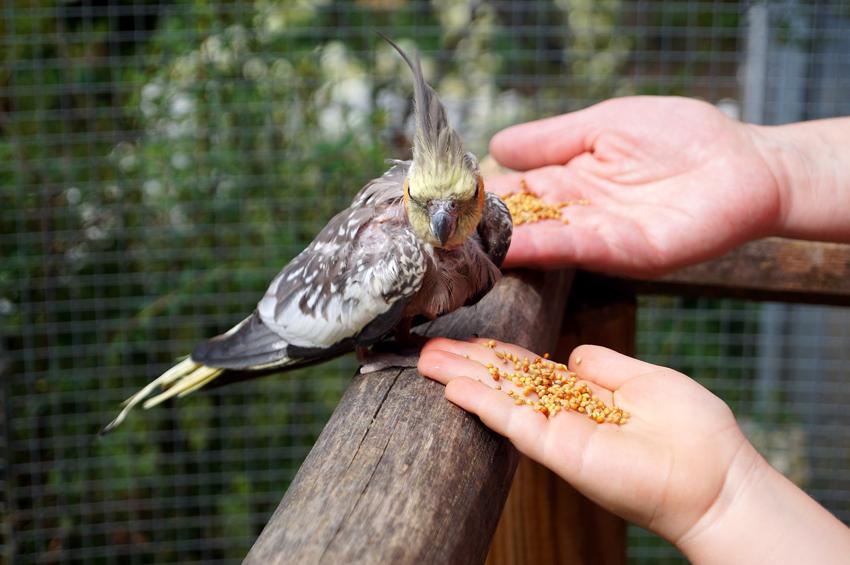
[487,96,782,277]
[418,338,763,544]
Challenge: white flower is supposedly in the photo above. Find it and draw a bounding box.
[171,153,191,170]
[171,93,194,118]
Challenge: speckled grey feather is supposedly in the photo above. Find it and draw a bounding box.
[195,160,511,371]
[103,38,513,433]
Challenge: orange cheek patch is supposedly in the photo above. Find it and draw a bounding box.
[477,176,485,206]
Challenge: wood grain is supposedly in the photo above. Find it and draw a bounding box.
[486,290,634,565]
[243,269,574,565]
[609,238,850,305]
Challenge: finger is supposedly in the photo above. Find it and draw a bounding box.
[569,345,661,390]
[418,349,494,386]
[468,337,551,361]
[445,377,550,459]
[522,164,602,201]
[418,347,535,398]
[462,338,615,405]
[425,338,562,385]
[428,337,548,365]
[423,338,615,406]
[447,377,599,477]
[503,205,666,278]
[485,163,598,200]
[483,171,526,198]
[493,166,621,270]
[420,338,497,370]
[421,337,543,371]
[489,107,599,171]
[502,222,612,270]
[421,337,499,359]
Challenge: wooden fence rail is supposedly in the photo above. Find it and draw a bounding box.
[244,270,574,564]
[243,237,850,564]
[614,238,850,306]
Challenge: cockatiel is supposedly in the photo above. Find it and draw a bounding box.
[102,36,512,433]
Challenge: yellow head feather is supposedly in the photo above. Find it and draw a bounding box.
[382,34,483,248]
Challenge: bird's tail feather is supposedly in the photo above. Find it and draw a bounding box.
[143,364,223,407]
[100,357,223,435]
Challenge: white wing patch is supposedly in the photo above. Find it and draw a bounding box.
[257,226,425,348]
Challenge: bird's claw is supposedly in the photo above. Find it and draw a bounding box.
[359,352,421,374]
[357,342,423,374]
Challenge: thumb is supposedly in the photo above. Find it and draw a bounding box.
[489,105,599,171]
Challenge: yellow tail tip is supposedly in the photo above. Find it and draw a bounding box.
[100,357,208,433]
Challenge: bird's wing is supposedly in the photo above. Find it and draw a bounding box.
[190,311,293,370]
[254,165,424,350]
[257,213,426,349]
[100,166,421,432]
[477,192,513,268]
[187,161,418,373]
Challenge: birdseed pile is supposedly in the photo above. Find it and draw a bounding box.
[502,179,589,225]
[483,340,629,425]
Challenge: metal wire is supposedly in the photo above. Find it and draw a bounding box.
[2,1,849,563]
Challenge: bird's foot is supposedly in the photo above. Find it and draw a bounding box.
[359,353,420,374]
[357,342,424,374]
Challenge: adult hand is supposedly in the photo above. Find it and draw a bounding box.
[487,96,783,277]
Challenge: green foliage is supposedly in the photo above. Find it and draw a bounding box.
[2,1,757,563]
[2,2,398,562]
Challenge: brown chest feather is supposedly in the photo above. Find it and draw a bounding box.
[403,240,501,320]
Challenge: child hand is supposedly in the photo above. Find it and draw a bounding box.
[417,337,764,546]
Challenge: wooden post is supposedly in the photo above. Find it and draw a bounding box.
[486,289,635,565]
[243,270,574,565]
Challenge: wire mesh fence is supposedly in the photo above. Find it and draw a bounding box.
[2,1,849,563]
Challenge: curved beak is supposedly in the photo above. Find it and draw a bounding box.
[429,200,458,247]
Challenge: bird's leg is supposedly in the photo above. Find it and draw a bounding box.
[392,317,430,349]
[358,349,421,374]
[357,318,427,374]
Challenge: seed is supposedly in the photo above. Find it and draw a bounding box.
[576,356,582,366]
[503,181,590,226]
[486,340,497,349]
[487,345,628,425]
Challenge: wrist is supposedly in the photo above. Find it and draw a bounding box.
[749,118,850,242]
[677,439,850,565]
[745,123,800,239]
[674,440,768,563]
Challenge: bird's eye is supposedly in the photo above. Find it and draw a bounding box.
[409,194,426,209]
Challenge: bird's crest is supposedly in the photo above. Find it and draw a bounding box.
[380,33,477,200]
